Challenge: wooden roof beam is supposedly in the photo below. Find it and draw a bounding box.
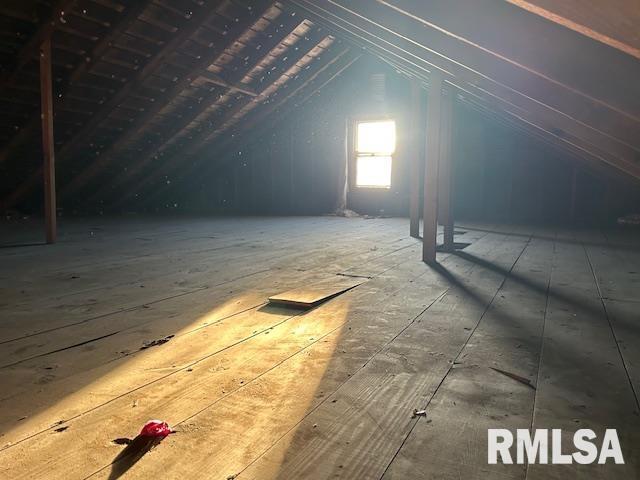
[192,46,360,174]
[188,45,354,164]
[180,35,335,157]
[368,52,635,187]
[352,34,640,185]
[293,0,640,149]
[199,71,258,96]
[290,0,640,179]
[379,0,640,133]
[380,50,640,181]
[0,1,149,167]
[505,0,640,60]
[115,46,359,210]
[0,0,76,91]
[54,0,237,162]
[5,0,276,209]
[59,1,289,201]
[461,97,640,188]
[87,26,332,204]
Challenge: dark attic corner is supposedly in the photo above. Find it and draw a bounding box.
[0,1,639,479]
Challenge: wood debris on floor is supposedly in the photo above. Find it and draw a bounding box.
[268,276,367,308]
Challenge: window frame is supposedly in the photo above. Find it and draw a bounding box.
[349,116,396,190]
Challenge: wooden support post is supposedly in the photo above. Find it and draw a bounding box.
[40,37,56,244]
[409,79,423,238]
[423,72,443,264]
[438,88,454,251]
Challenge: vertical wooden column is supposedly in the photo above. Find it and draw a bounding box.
[438,88,454,251]
[409,79,423,238]
[40,37,56,243]
[423,72,443,264]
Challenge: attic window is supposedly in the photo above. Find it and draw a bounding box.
[355,120,395,188]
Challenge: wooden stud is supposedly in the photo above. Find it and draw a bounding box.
[438,88,454,251]
[423,72,443,264]
[40,37,56,244]
[409,79,423,238]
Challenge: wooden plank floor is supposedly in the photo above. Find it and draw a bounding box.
[0,217,638,479]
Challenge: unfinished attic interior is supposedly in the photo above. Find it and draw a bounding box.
[1,0,640,478]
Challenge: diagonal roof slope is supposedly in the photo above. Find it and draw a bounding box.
[289,0,640,183]
[0,0,358,212]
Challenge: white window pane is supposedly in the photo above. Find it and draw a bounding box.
[356,155,392,188]
[357,120,396,154]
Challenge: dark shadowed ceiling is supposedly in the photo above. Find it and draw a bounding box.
[0,0,359,212]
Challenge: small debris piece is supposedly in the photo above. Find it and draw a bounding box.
[110,425,170,477]
[490,367,536,390]
[227,475,237,480]
[412,409,427,418]
[139,420,174,438]
[618,213,640,226]
[54,426,68,433]
[333,208,361,218]
[141,335,174,349]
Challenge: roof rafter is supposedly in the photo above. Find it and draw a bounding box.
[0,0,76,91]
[55,0,237,162]
[174,39,336,159]
[460,97,639,188]
[0,1,149,166]
[88,25,333,204]
[59,0,281,201]
[289,0,640,180]
[505,0,640,60]
[381,0,640,136]
[109,45,358,210]
[2,0,256,209]
[375,45,640,182]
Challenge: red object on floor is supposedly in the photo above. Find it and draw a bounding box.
[139,420,173,438]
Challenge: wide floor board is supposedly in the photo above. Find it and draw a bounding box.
[0,217,637,479]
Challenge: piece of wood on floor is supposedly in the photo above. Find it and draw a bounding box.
[268,276,367,308]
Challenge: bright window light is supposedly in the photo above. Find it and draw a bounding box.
[355,120,395,188]
[357,120,396,154]
[356,156,392,188]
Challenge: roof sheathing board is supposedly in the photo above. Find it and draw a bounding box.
[0,0,356,210]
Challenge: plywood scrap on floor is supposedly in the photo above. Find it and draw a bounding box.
[268,276,367,308]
